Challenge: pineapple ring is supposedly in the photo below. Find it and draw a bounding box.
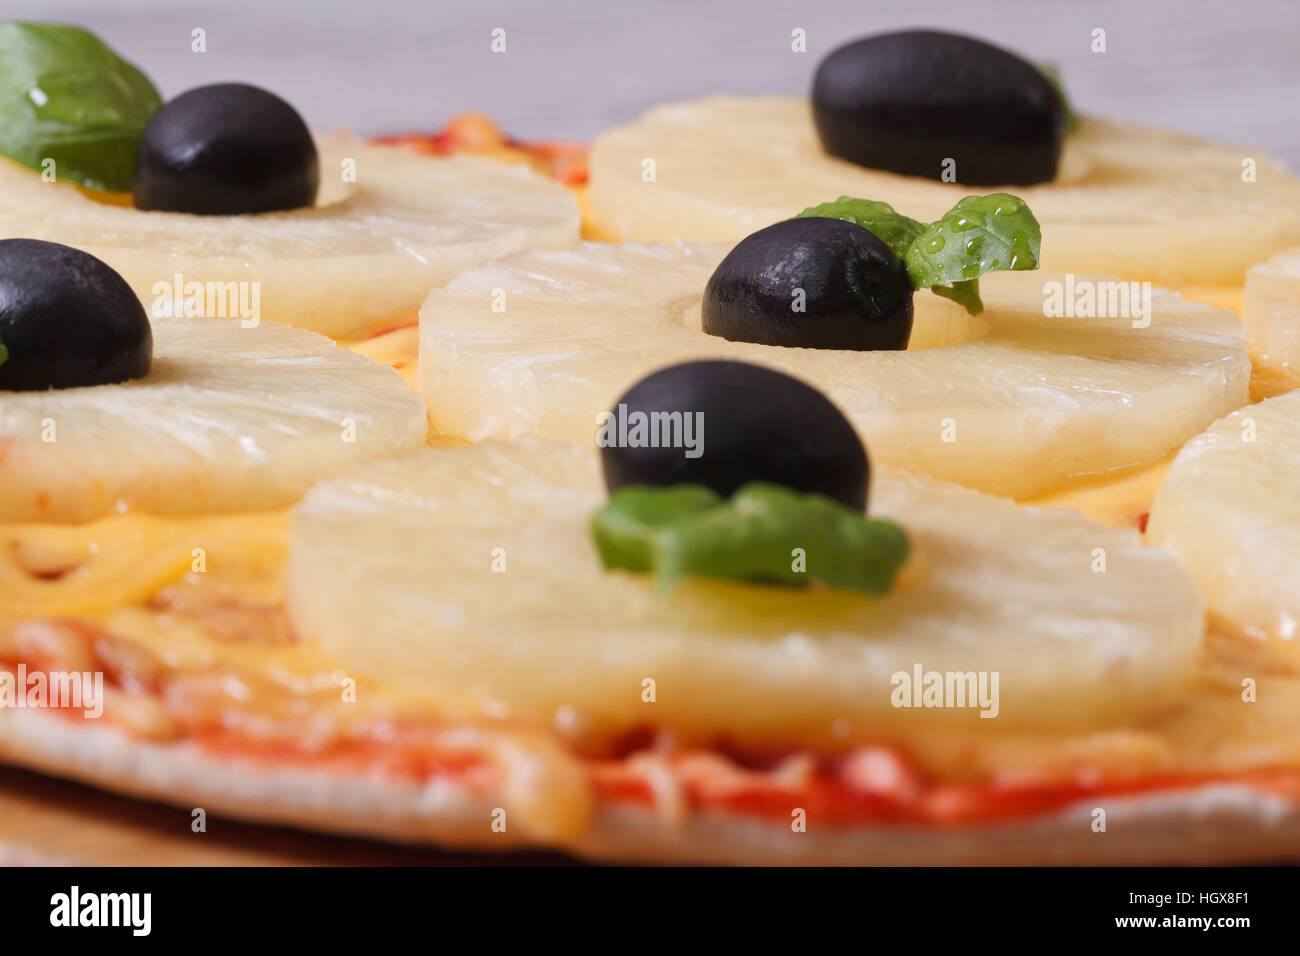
[585,97,1300,285]
[0,138,579,338]
[286,440,1205,748]
[1243,245,1300,392]
[0,319,427,523]
[1146,390,1300,663]
[418,242,1250,499]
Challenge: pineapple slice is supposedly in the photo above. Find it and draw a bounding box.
[418,242,1249,499]
[286,440,1204,749]
[586,97,1300,286]
[0,319,426,523]
[1146,391,1300,662]
[1243,246,1300,394]
[0,138,579,339]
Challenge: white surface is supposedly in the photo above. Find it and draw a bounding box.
[3,0,1298,164]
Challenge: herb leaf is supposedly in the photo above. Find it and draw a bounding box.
[592,482,909,596]
[0,338,8,370]
[590,484,722,573]
[795,192,1040,316]
[0,22,162,192]
[795,197,925,261]
[903,193,1041,306]
[927,278,983,315]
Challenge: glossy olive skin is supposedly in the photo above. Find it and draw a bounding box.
[133,83,319,214]
[600,360,870,510]
[0,239,152,391]
[812,30,1067,185]
[703,217,913,351]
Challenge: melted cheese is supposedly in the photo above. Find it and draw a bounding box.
[343,319,421,388]
[0,513,286,617]
[1023,456,1171,528]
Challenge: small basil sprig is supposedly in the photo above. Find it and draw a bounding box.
[0,22,162,192]
[796,196,926,257]
[797,193,1041,315]
[592,482,909,596]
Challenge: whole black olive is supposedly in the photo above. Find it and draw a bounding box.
[812,30,1067,185]
[0,239,152,391]
[702,217,914,351]
[599,359,869,510]
[133,83,319,214]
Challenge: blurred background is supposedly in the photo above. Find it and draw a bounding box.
[2,0,1297,161]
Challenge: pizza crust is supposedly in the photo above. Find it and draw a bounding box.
[4,709,1300,864]
[0,709,508,853]
[575,788,1300,865]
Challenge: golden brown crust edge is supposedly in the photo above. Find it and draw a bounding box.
[3,710,1299,865]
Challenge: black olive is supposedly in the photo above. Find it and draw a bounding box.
[133,83,319,214]
[812,30,1067,185]
[599,359,869,510]
[702,217,913,351]
[0,239,152,391]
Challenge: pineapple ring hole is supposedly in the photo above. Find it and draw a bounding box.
[680,290,990,351]
[1052,141,1091,185]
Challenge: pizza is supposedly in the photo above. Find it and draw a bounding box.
[2,23,1300,866]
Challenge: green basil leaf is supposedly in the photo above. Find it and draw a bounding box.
[0,21,162,192]
[903,193,1041,314]
[590,484,722,573]
[593,482,909,596]
[0,337,8,370]
[795,196,925,261]
[927,278,983,314]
